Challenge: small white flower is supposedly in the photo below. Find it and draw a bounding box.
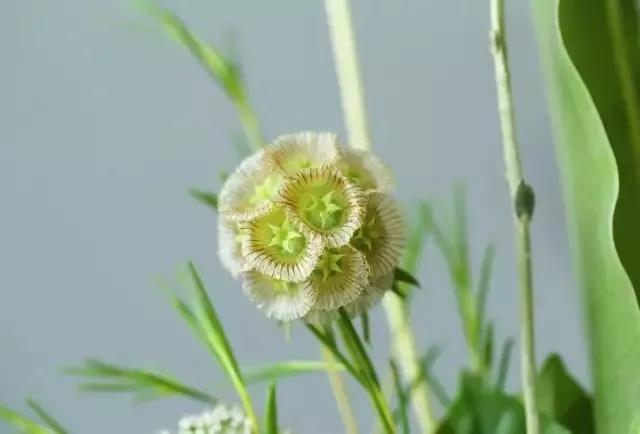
[267,131,340,176]
[169,404,253,434]
[336,148,395,193]
[242,271,317,320]
[217,217,251,279]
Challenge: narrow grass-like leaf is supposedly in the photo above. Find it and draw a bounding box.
[408,347,451,408]
[532,1,640,431]
[26,400,67,434]
[361,312,371,345]
[495,338,514,390]
[140,2,263,149]
[185,262,256,425]
[264,383,278,434]
[189,188,218,211]
[482,322,495,372]
[390,359,410,434]
[337,309,379,387]
[65,359,217,404]
[394,268,421,288]
[475,243,496,335]
[0,405,54,434]
[306,324,362,385]
[243,360,346,385]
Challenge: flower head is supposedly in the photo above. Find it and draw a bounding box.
[217,132,404,321]
[166,404,253,434]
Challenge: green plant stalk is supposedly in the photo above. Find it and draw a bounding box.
[324,0,437,432]
[321,347,360,434]
[605,0,640,185]
[490,0,540,433]
[236,95,264,151]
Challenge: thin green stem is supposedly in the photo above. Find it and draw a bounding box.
[236,95,263,151]
[324,0,371,151]
[321,347,360,434]
[324,0,437,432]
[490,0,539,433]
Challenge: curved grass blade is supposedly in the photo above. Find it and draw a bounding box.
[264,383,278,434]
[0,405,52,434]
[65,359,217,404]
[531,1,640,431]
[495,338,514,391]
[26,400,67,434]
[389,359,410,434]
[242,360,346,385]
[189,189,218,211]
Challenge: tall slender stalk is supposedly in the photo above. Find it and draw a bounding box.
[324,0,437,432]
[321,347,360,434]
[490,0,539,433]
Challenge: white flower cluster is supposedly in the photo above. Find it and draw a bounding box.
[158,405,252,434]
[218,132,405,322]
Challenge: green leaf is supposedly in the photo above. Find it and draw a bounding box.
[436,372,525,434]
[242,360,346,385]
[532,0,640,432]
[0,405,52,434]
[475,243,496,336]
[393,268,421,288]
[389,359,410,434]
[189,188,218,211]
[555,0,640,305]
[305,324,362,385]
[26,400,67,434]
[536,354,594,434]
[495,338,514,390]
[65,359,217,404]
[264,383,278,434]
[184,262,256,423]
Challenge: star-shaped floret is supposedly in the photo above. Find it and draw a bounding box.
[268,218,303,255]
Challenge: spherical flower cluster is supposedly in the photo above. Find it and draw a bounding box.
[218,132,405,322]
[158,404,253,434]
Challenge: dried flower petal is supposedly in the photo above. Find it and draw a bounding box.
[218,216,251,279]
[351,193,406,277]
[278,166,364,248]
[219,150,282,221]
[240,207,323,282]
[305,245,368,311]
[268,131,340,176]
[242,271,316,320]
[337,148,395,193]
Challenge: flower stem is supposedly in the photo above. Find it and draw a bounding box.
[490,0,539,433]
[324,1,437,432]
[324,0,371,151]
[321,347,360,434]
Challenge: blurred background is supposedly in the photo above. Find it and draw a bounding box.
[0,0,587,432]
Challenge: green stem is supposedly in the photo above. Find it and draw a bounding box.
[324,0,371,151]
[324,0,437,432]
[321,347,360,434]
[490,0,540,433]
[236,95,263,151]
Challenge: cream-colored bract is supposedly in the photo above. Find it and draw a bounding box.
[267,131,340,176]
[305,245,369,311]
[277,166,365,248]
[351,193,406,277]
[217,216,251,279]
[218,150,282,222]
[242,271,317,320]
[337,148,395,193]
[240,208,324,282]
[304,271,393,324]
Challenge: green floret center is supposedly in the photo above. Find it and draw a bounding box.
[300,190,346,230]
[314,249,346,282]
[249,175,280,205]
[351,215,381,252]
[268,217,305,256]
[272,279,301,295]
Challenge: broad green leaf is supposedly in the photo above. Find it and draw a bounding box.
[65,359,217,404]
[0,405,52,434]
[531,0,640,432]
[242,360,346,385]
[189,188,218,211]
[26,400,67,434]
[555,0,640,305]
[436,372,524,434]
[536,354,594,434]
[264,383,278,434]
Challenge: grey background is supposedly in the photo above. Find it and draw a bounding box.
[0,1,587,433]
